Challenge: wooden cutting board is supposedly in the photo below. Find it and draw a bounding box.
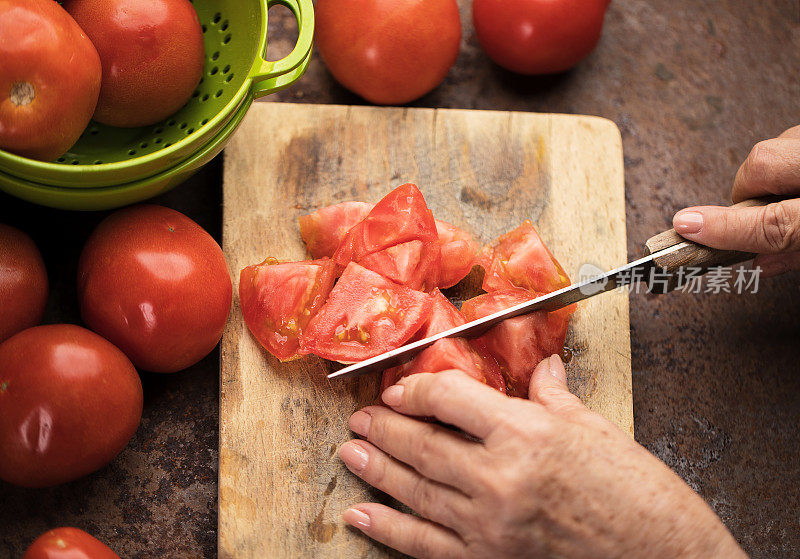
[219,102,630,558]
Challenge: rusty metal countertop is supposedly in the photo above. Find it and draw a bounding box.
[1,1,798,557]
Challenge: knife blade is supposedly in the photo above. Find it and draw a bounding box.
[327,242,690,380]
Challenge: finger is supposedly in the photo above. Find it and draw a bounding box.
[342,503,467,559]
[754,252,800,278]
[338,440,471,529]
[778,125,800,140]
[528,355,589,419]
[673,199,800,253]
[381,369,525,440]
[348,405,483,489]
[732,138,800,202]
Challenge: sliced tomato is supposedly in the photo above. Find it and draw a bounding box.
[299,201,373,259]
[478,220,571,294]
[302,263,433,362]
[334,183,438,266]
[435,219,479,288]
[461,288,572,397]
[359,239,441,291]
[382,290,505,393]
[239,258,335,361]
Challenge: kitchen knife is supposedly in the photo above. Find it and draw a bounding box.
[327,198,768,380]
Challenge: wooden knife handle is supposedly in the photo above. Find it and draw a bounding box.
[643,198,773,290]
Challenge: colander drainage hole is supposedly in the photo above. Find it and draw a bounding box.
[201,119,209,125]
[168,120,176,126]
[201,93,209,101]
[94,160,103,165]
[223,64,231,73]
[201,24,207,33]
[180,123,187,129]
[71,160,79,165]
[186,128,194,135]
[192,91,200,98]
[212,13,221,24]
[223,34,231,45]
[210,66,219,75]
[155,127,164,134]
[128,149,137,156]
[140,142,148,148]
[211,51,220,61]
[225,74,234,83]
[221,21,229,31]
[155,138,163,144]
[164,143,172,147]
[57,157,66,162]
[215,90,223,98]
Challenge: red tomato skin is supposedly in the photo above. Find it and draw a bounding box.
[0,225,48,344]
[435,220,479,288]
[239,258,335,361]
[23,527,119,559]
[0,325,142,488]
[462,289,571,397]
[0,0,101,161]
[302,263,433,362]
[63,0,204,127]
[315,0,462,105]
[78,205,232,373]
[299,202,374,259]
[472,0,609,75]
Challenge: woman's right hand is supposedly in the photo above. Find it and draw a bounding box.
[672,125,800,276]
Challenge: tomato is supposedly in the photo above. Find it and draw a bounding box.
[0,225,48,344]
[78,205,232,373]
[0,0,101,161]
[302,263,432,362]
[478,220,571,294]
[299,202,373,259]
[239,258,335,361]
[334,184,438,264]
[63,0,204,128]
[359,240,441,291]
[382,290,505,392]
[314,0,462,105]
[462,289,571,397]
[435,220,479,288]
[0,325,142,488]
[472,0,610,75]
[23,527,119,559]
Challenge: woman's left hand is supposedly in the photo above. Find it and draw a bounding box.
[338,356,744,559]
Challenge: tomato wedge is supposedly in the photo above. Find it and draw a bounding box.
[461,288,572,397]
[359,239,441,291]
[299,201,373,259]
[435,220,479,288]
[239,258,336,361]
[302,263,433,362]
[334,183,438,265]
[382,290,505,392]
[478,220,570,294]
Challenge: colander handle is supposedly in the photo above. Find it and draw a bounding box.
[249,0,315,98]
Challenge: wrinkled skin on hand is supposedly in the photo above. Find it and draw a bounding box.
[674,124,800,277]
[338,358,745,558]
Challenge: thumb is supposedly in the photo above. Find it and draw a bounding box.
[528,355,587,418]
[672,199,800,254]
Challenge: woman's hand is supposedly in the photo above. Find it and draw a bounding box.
[338,358,745,558]
[673,124,800,276]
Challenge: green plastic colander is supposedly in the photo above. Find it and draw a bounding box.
[0,0,313,189]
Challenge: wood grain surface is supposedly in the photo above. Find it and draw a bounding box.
[219,102,630,558]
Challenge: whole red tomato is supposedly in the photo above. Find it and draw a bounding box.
[63,0,205,128]
[0,0,101,161]
[23,527,120,559]
[0,325,142,488]
[472,0,610,75]
[78,205,232,373]
[315,0,462,105]
[0,225,48,344]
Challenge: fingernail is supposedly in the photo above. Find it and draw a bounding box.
[674,211,704,235]
[338,441,369,472]
[548,354,566,383]
[348,410,371,437]
[343,508,371,530]
[381,384,404,407]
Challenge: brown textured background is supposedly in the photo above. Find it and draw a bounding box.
[1,0,799,557]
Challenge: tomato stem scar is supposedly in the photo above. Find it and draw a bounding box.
[0,381,8,393]
[10,82,35,106]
